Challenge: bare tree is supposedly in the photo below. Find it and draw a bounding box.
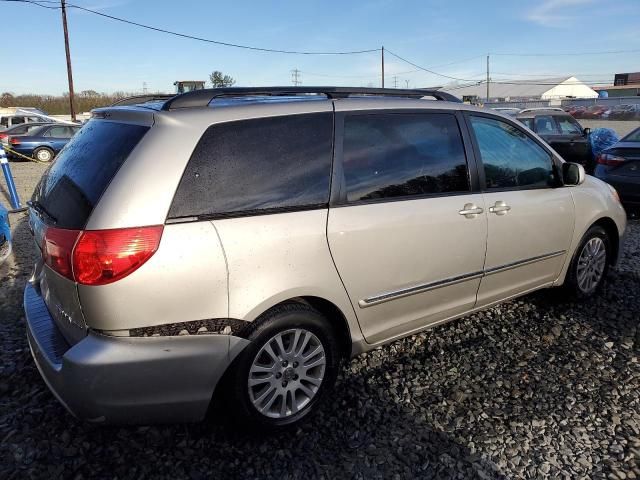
[209,71,236,88]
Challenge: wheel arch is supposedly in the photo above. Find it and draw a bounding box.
[251,296,354,360]
[591,216,620,265]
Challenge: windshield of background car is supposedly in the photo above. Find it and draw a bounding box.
[622,128,640,142]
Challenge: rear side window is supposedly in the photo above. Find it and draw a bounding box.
[32,120,149,229]
[169,113,333,219]
[342,113,469,202]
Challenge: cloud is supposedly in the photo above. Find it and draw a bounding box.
[526,0,595,27]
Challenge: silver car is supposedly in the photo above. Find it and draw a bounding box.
[24,87,626,429]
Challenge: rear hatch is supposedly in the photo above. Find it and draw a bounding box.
[29,118,151,345]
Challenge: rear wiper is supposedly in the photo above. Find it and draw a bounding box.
[27,200,58,224]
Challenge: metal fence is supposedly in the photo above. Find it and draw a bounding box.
[561,96,640,107]
[485,96,640,110]
[484,100,550,109]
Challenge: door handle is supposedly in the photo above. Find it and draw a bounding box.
[489,201,511,215]
[458,203,484,218]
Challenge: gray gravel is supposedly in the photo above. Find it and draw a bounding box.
[1,162,639,479]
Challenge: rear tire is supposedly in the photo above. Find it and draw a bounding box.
[225,303,340,430]
[33,147,54,163]
[565,225,610,298]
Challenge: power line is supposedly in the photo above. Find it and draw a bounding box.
[2,0,380,55]
[384,49,482,82]
[492,48,640,57]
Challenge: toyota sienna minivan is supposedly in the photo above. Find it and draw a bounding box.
[24,87,626,429]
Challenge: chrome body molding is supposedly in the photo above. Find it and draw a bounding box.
[483,250,566,276]
[359,271,484,308]
[359,250,567,308]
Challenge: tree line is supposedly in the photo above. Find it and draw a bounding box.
[0,91,139,115]
[1,71,236,115]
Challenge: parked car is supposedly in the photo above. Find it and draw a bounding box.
[8,124,81,162]
[567,105,587,119]
[0,202,10,263]
[607,104,640,121]
[519,107,564,114]
[582,105,610,119]
[594,127,640,207]
[0,122,52,148]
[517,110,593,172]
[24,87,626,430]
[0,113,52,131]
[487,107,520,117]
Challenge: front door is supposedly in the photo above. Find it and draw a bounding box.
[467,114,575,307]
[327,111,487,344]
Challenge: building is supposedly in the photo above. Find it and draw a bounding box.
[593,72,640,98]
[444,76,598,102]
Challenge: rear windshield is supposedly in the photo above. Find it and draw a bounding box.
[32,120,149,229]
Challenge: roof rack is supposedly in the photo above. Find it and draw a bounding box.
[111,94,175,107]
[161,87,461,110]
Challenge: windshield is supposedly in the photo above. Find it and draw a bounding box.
[622,127,640,142]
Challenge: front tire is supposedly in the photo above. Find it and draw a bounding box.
[33,147,54,163]
[566,225,610,298]
[226,303,340,430]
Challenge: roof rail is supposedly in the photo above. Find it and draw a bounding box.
[161,86,461,110]
[111,94,175,107]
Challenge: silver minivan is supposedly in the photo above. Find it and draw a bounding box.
[24,87,626,429]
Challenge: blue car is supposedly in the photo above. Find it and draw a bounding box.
[8,124,81,162]
[595,127,640,208]
[0,202,10,263]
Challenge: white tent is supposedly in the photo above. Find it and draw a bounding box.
[445,76,598,101]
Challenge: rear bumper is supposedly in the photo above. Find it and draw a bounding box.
[24,282,250,424]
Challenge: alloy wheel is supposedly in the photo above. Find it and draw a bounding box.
[576,237,607,294]
[248,328,326,419]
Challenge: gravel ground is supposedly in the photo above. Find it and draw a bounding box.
[1,161,639,479]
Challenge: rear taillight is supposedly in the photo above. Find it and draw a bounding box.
[42,227,81,280]
[0,133,7,139]
[73,226,163,285]
[597,153,626,166]
[9,137,20,145]
[41,225,163,285]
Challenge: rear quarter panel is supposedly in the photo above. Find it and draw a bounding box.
[213,209,364,351]
[78,221,228,332]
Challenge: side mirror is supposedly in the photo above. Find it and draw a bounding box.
[583,127,591,136]
[563,162,585,186]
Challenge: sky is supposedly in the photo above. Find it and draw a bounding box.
[1,0,639,95]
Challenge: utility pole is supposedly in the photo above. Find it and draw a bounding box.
[142,82,148,94]
[405,79,410,89]
[60,0,76,121]
[486,54,490,103]
[291,68,302,86]
[393,76,398,88]
[381,46,385,88]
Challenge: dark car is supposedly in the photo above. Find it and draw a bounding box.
[517,110,592,171]
[8,124,81,162]
[0,122,52,148]
[594,127,640,208]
